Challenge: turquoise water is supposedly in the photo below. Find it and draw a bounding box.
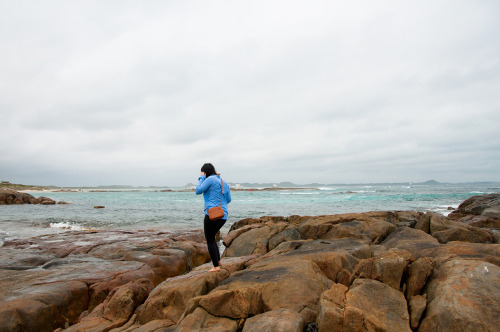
[1,183,498,245]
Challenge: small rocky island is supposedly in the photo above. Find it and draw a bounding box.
[0,189,68,205]
[0,194,499,331]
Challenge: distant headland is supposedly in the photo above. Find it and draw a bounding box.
[2,180,499,193]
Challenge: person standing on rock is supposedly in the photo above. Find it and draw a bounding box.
[195,163,231,272]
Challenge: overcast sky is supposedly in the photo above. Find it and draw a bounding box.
[1,1,499,187]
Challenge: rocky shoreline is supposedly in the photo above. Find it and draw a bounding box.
[0,194,499,331]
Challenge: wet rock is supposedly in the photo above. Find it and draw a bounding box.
[0,281,88,332]
[419,259,500,331]
[123,249,187,286]
[0,229,211,332]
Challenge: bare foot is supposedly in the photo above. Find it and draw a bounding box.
[209,266,220,272]
[219,261,222,267]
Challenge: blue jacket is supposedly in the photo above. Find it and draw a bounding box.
[195,175,231,219]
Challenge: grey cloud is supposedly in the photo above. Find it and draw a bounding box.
[1,1,499,186]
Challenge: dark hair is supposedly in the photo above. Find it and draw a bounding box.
[201,163,218,177]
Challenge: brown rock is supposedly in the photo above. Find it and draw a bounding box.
[414,212,432,233]
[39,196,56,204]
[429,213,493,244]
[123,249,187,285]
[321,218,396,244]
[176,307,237,332]
[419,259,500,331]
[168,240,211,270]
[199,288,262,319]
[405,257,434,298]
[66,279,153,332]
[0,281,89,332]
[346,279,411,331]
[279,239,367,283]
[242,308,305,332]
[381,227,440,257]
[395,211,422,228]
[222,223,263,248]
[409,295,427,330]
[132,319,176,332]
[223,225,273,257]
[317,279,411,332]
[268,226,301,250]
[213,255,333,323]
[459,215,500,230]
[0,298,54,331]
[0,189,46,205]
[353,249,412,290]
[448,193,500,220]
[137,269,230,325]
[316,283,349,332]
[419,241,500,267]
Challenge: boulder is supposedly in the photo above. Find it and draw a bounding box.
[176,307,237,332]
[0,229,212,332]
[448,193,500,220]
[419,241,500,267]
[394,211,422,228]
[321,218,396,244]
[381,227,440,257]
[429,213,493,244]
[137,269,230,325]
[123,249,187,285]
[352,249,412,290]
[209,252,334,323]
[0,281,88,332]
[419,258,500,331]
[199,288,262,319]
[405,257,435,298]
[242,308,305,332]
[317,279,411,332]
[268,226,301,250]
[408,295,427,330]
[64,279,154,332]
[223,225,273,257]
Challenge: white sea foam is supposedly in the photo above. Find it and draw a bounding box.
[280,192,319,195]
[49,222,86,231]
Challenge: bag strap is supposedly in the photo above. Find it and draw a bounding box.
[219,179,223,207]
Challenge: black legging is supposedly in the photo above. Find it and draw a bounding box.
[203,214,226,267]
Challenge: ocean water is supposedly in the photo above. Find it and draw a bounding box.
[1,183,498,245]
